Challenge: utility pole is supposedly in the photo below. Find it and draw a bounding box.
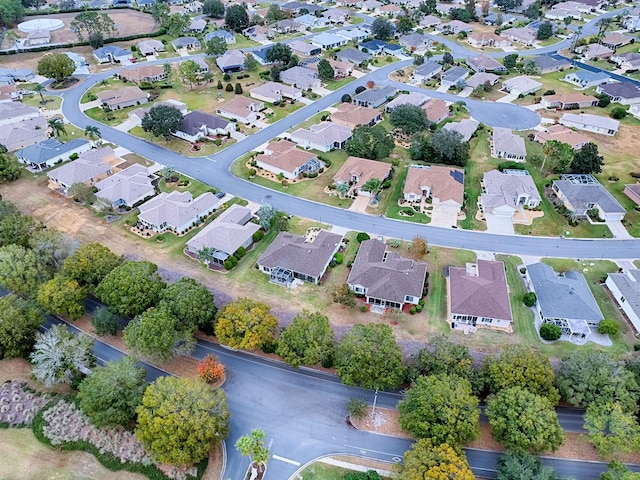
[371,388,379,420]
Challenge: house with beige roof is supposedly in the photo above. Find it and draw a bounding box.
[448,259,513,332]
[624,183,640,207]
[255,140,322,179]
[560,112,619,136]
[250,81,301,104]
[502,76,541,96]
[129,99,188,124]
[541,93,598,110]
[404,165,464,227]
[0,102,41,126]
[257,230,342,286]
[305,58,353,78]
[468,32,511,48]
[602,32,633,49]
[491,128,526,161]
[185,204,260,266]
[330,103,382,129]
[216,50,246,73]
[216,96,264,124]
[466,72,500,89]
[533,124,591,150]
[119,65,167,84]
[280,66,321,90]
[577,43,613,60]
[421,98,449,124]
[443,118,479,142]
[348,239,427,310]
[385,92,427,112]
[138,190,220,234]
[467,54,507,73]
[480,169,541,225]
[47,147,124,195]
[500,27,537,45]
[97,86,149,110]
[333,156,392,197]
[289,122,352,152]
[95,163,157,208]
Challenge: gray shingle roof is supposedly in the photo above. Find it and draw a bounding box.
[186,204,259,255]
[17,139,90,165]
[178,111,230,136]
[352,85,396,104]
[553,176,625,214]
[607,269,640,328]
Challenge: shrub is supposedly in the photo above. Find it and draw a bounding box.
[282,179,288,187]
[225,83,233,92]
[355,86,366,94]
[236,246,246,258]
[415,304,423,313]
[91,307,120,336]
[253,231,264,242]
[223,260,233,270]
[229,255,238,267]
[598,319,619,336]
[197,354,225,383]
[540,323,562,341]
[520,267,527,274]
[611,107,628,119]
[498,161,526,172]
[318,167,324,173]
[543,89,556,95]
[223,73,231,81]
[409,307,416,314]
[631,172,640,179]
[381,180,391,189]
[347,398,368,420]
[335,252,344,264]
[248,168,257,177]
[69,153,79,160]
[356,232,370,243]
[360,305,368,312]
[341,94,351,102]
[261,338,278,354]
[523,292,537,307]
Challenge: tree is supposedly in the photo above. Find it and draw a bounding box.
[334,324,405,390]
[496,452,559,480]
[215,298,278,350]
[95,260,165,317]
[84,125,101,141]
[346,124,395,160]
[61,242,123,291]
[30,324,95,387]
[495,0,523,11]
[596,17,613,39]
[31,82,45,104]
[257,203,276,230]
[68,182,95,205]
[542,139,573,174]
[70,11,115,47]
[598,319,620,336]
[225,4,249,32]
[410,235,427,257]
[163,13,190,37]
[484,345,560,405]
[236,429,270,466]
[203,0,225,18]
[601,461,640,480]
[523,291,537,307]
[266,42,293,65]
[276,310,334,368]
[198,354,225,383]
[37,275,85,321]
[77,357,146,428]
[47,118,66,138]
[611,107,628,120]
[372,18,393,40]
[390,104,431,135]
[331,283,356,308]
[537,21,553,40]
[0,153,22,182]
[0,244,41,297]
[136,377,230,465]
[503,54,519,69]
[399,373,480,445]
[151,1,169,24]
[556,351,640,413]
[486,386,565,454]
[0,201,36,248]
[420,0,437,14]
[522,59,541,76]
[397,14,414,34]
[450,7,473,22]
[317,59,335,82]
[178,60,200,90]
[0,0,23,26]
[411,129,469,167]
[361,177,381,194]
[235,83,243,94]
[244,53,258,71]
[400,439,475,480]
[158,278,217,335]
[265,3,285,23]
[540,323,562,341]
[0,294,44,359]
[206,36,227,56]
[141,104,184,140]
[524,2,541,18]
[91,306,120,336]
[585,401,640,459]
[442,52,454,65]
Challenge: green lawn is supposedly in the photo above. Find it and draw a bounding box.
[232,34,261,49]
[298,462,388,480]
[85,106,134,126]
[159,176,220,198]
[459,129,494,231]
[129,126,235,157]
[288,111,331,132]
[325,76,357,91]
[263,101,305,123]
[22,95,61,110]
[385,165,431,224]
[81,78,130,103]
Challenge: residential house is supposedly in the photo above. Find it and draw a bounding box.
[377,3,401,16]
[295,14,327,30]
[216,50,246,73]
[187,17,207,33]
[185,204,259,266]
[47,147,123,195]
[335,48,371,65]
[173,111,235,143]
[551,0,593,13]
[530,55,571,74]
[577,43,613,60]
[330,103,382,129]
[385,92,427,112]
[216,96,264,124]
[280,66,321,90]
[171,37,201,51]
[16,139,91,172]
[322,8,350,24]
[438,20,473,35]
[624,183,640,206]
[420,14,442,28]
[0,102,41,126]
[422,98,449,124]
[480,169,541,223]
[348,239,427,310]
[311,32,348,50]
[501,27,537,45]
[491,127,526,161]
[257,230,342,286]
[546,6,582,21]
[304,58,353,78]
[271,19,302,34]
[359,39,399,56]
[606,269,640,334]
[336,28,369,43]
[597,82,640,105]
[129,99,188,123]
[467,54,507,73]
[95,163,157,208]
[533,124,591,150]
[611,52,640,71]
[0,116,48,152]
[631,103,640,119]
[502,75,541,96]
[552,174,626,220]
[242,25,271,43]
[352,86,397,108]
[448,260,513,332]
[413,60,443,84]
[0,84,20,103]
[250,81,301,104]
[468,32,511,48]
[333,156,391,196]
[93,46,132,64]
[62,52,89,75]
[361,0,382,11]
[281,1,324,15]
[255,140,322,179]
[624,7,640,31]
[563,69,611,88]
[441,66,469,89]
[602,32,633,49]
[466,72,500,89]
[97,87,149,110]
[27,30,50,46]
[289,40,322,57]
[251,48,274,66]
[399,33,432,53]
[0,68,35,83]
[560,112,619,136]
[540,93,598,109]
[205,30,236,44]
[119,65,167,84]
[484,12,518,26]
[526,262,604,341]
[138,191,220,234]
[403,165,464,216]
[289,122,352,152]
[442,118,479,142]
[138,39,165,56]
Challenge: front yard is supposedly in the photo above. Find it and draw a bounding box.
[129,126,236,157]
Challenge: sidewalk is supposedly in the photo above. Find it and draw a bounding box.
[317,457,392,477]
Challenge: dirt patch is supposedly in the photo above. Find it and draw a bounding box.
[0,358,71,395]
[201,443,224,480]
[350,407,411,439]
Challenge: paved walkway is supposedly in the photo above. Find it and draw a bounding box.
[317,457,392,477]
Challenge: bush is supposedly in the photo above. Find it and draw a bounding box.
[261,338,278,354]
[415,304,423,313]
[223,260,233,270]
[197,355,225,383]
[409,307,416,314]
[248,168,257,177]
[347,398,368,420]
[540,323,562,341]
[598,319,619,336]
[341,94,351,102]
[356,232,370,243]
[223,73,231,81]
[91,307,120,336]
[253,230,264,242]
[523,292,537,307]
[69,153,79,160]
[543,89,556,95]
[611,107,628,119]
[498,161,526,172]
[235,246,246,258]
[335,252,344,264]
[360,305,368,312]
[355,86,366,94]
[225,83,233,92]
[520,267,527,274]
[229,255,238,267]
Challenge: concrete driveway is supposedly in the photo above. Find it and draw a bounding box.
[348,195,370,213]
[606,220,632,239]
[430,205,459,228]
[485,213,515,235]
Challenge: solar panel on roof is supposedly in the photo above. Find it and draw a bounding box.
[450,170,464,184]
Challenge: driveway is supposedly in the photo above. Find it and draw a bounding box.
[114,118,139,132]
[485,213,515,235]
[496,92,519,103]
[606,220,632,239]
[430,204,459,228]
[348,195,370,213]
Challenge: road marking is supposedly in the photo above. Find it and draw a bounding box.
[343,445,400,457]
[272,455,300,466]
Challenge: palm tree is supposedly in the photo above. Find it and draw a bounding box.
[48,118,67,138]
[32,83,45,104]
[84,125,101,140]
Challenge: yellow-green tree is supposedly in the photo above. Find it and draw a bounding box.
[400,438,475,480]
[136,377,230,466]
[37,275,85,320]
[61,243,123,291]
[215,298,278,350]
